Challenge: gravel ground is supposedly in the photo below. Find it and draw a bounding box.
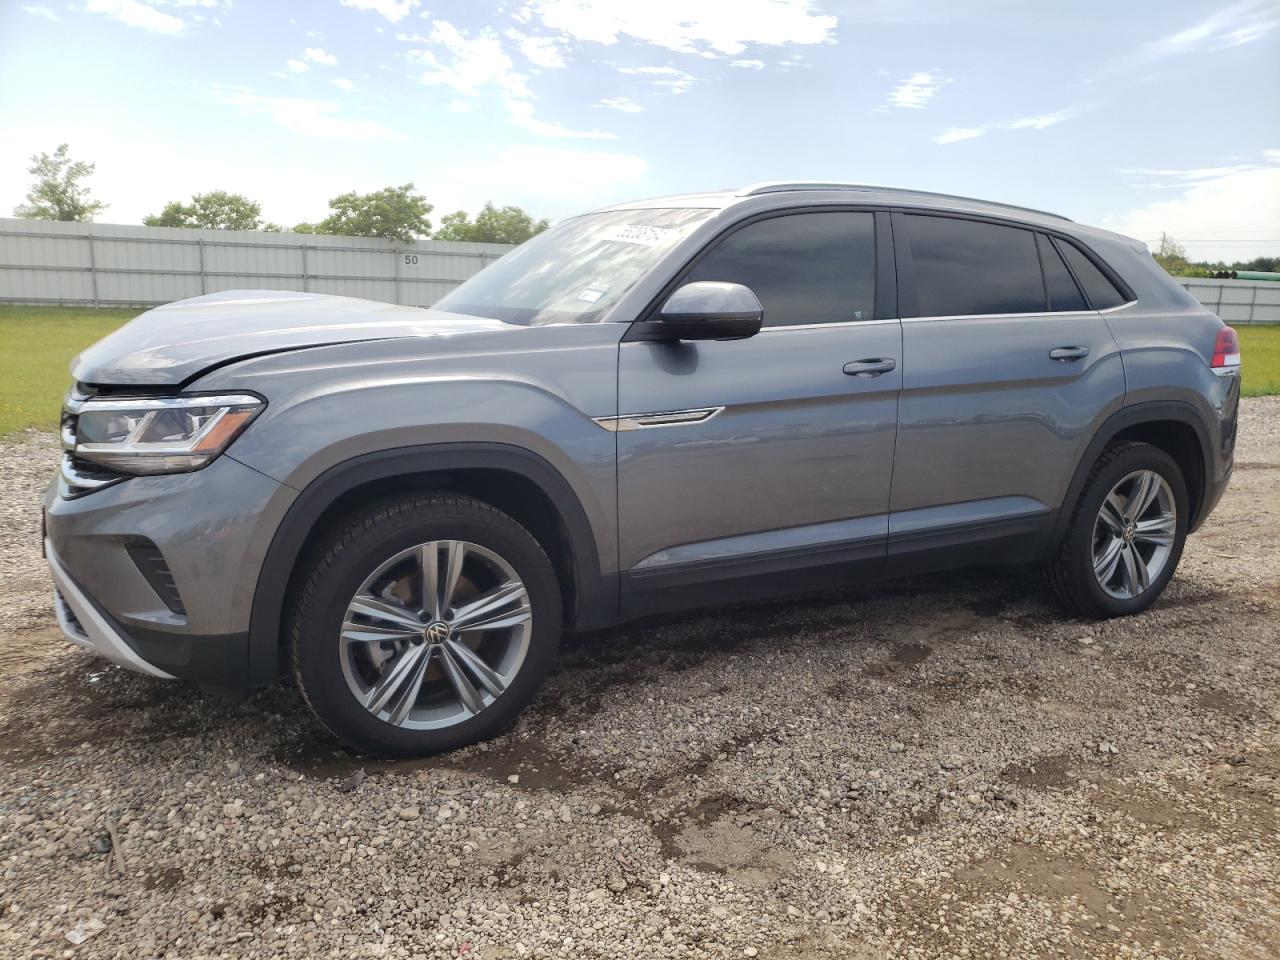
[1,400,1277,960]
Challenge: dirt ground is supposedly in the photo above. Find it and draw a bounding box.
[0,399,1277,959]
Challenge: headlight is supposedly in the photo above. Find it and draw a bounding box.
[71,393,264,475]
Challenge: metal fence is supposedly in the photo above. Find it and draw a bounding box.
[2,218,1277,323]
[0,218,514,308]
[1175,277,1279,324]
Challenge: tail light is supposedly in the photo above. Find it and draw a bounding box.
[1211,326,1240,371]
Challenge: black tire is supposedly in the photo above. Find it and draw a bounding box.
[289,494,562,758]
[1046,441,1189,619]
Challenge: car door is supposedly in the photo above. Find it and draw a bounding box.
[614,209,902,614]
[888,211,1128,567]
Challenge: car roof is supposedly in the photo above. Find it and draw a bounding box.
[600,180,1070,219]
[596,181,1146,249]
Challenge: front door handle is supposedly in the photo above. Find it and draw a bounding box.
[1049,346,1089,362]
[843,358,896,377]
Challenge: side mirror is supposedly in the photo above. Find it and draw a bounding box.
[646,281,763,341]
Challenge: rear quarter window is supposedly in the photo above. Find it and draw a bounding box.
[1054,239,1128,310]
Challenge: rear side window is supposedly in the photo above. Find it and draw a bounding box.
[1055,239,1128,310]
[1037,233,1088,312]
[687,211,876,327]
[905,215,1045,316]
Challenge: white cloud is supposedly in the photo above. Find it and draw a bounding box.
[338,0,420,23]
[506,99,618,139]
[443,143,648,206]
[22,4,60,21]
[884,69,949,109]
[933,108,1077,145]
[330,77,356,91]
[600,96,643,112]
[1005,110,1076,130]
[730,59,765,69]
[1139,1,1278,62]
[519,0,837,57]
[285,58,310,73]
[405,20,616,139]
[506,29,568,68]
[209,85,401,139]
[84,0,185,34]
[304,47,338,66]
[407,21,530,98]
[1117,164,1257,183]
[617,64,696,94]
[1104,155,1280,261]
[933,127,983,145]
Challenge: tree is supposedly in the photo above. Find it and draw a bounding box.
[1152,233,1207,278]
[13,143,106,222]
[1235,255,1280,273]
[434,202,549,244]
[143,191,264,231]
[314,183,433,242]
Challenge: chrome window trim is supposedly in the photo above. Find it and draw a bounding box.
[900,300,1137,323]
[1098,300,1138,315]
[757,317,900,333]
[594,407,724,432]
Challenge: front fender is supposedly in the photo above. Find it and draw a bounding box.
[242,442,616,687]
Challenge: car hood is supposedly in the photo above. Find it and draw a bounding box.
[71,289,513,386]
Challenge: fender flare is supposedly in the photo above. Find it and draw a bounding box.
[246,442,614,686]
[1049,400,1212,548]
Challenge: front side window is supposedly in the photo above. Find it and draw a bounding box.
[687,211,877,327]
[906,215,1045,317]
[435,207,713,325]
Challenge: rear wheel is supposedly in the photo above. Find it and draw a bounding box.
[290,494,562,757]
[1047,442,1188,618]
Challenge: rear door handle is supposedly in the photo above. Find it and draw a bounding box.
[1049,346,1089,362]
[843,358,896,377]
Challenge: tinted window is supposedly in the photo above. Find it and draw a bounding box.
[687,212,876,327]
[1056,239,1127,310]
[1037,233,1088,312]
[906,215,1046,317]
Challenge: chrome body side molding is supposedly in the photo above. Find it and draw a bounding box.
[593,407,724,432]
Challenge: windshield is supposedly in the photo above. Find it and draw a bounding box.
[434,207,713,325]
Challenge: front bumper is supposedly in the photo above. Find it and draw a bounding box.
[42,453,298,691]
[47,540,174,679]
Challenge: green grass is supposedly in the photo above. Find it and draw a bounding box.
[0,305,1276,438]
[1237,325,1280,397]
[0,305,140,436]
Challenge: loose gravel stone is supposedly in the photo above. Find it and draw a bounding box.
[1,398,1277,959]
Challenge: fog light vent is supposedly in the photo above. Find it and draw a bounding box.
[126,541,186,615]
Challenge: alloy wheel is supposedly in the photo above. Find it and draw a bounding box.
[1091,469,1177,601]
[339,540,532,729]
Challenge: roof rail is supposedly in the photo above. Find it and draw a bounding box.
[735,181,1071,221]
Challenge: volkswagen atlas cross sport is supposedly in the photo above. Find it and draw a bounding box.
[44,182,1241,757]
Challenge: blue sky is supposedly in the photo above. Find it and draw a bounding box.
[1,0,1277,260]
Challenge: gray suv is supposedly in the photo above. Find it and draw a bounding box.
[44,182,1241,757]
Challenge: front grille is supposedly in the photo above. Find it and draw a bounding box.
[126,541,186,615]
[60,385,124,497]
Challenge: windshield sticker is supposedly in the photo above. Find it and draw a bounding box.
[576,287,607,304]
[601,224,677,247]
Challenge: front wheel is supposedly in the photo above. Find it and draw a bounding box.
[289,494,562,757]
[1047,441,1188,619]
